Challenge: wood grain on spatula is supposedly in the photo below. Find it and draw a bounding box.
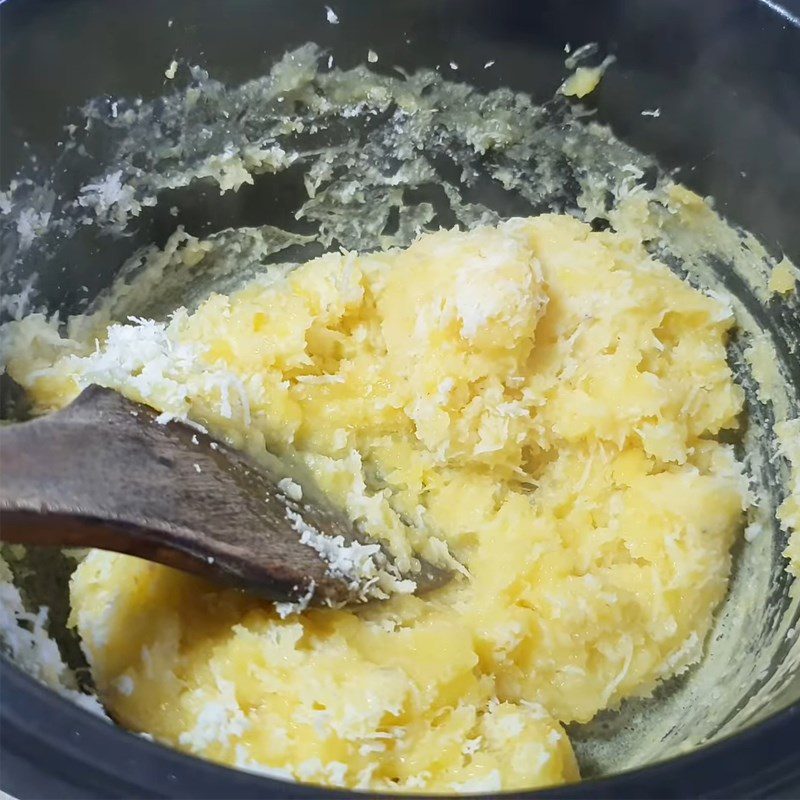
[0,385,446,605]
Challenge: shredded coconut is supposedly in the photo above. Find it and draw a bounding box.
[278,477,304,501]
[274,580,316,619]
[0,559,109,720]
[178,677,249,752]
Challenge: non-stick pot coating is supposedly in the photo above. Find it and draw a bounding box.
[1,1,800,798]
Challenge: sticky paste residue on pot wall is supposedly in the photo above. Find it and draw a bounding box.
[0,551,107,719]
[1,44,799,780]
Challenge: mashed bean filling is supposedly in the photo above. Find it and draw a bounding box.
[4,215,748,792]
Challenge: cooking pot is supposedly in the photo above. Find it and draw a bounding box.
[1,0,799,797]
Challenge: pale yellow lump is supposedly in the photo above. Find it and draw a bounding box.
[5,214,748,793]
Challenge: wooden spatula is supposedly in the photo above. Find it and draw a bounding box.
[0,385,445,606]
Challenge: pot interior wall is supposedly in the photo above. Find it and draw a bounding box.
[1,0,799,790]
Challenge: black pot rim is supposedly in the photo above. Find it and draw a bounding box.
[2,0,800,798]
